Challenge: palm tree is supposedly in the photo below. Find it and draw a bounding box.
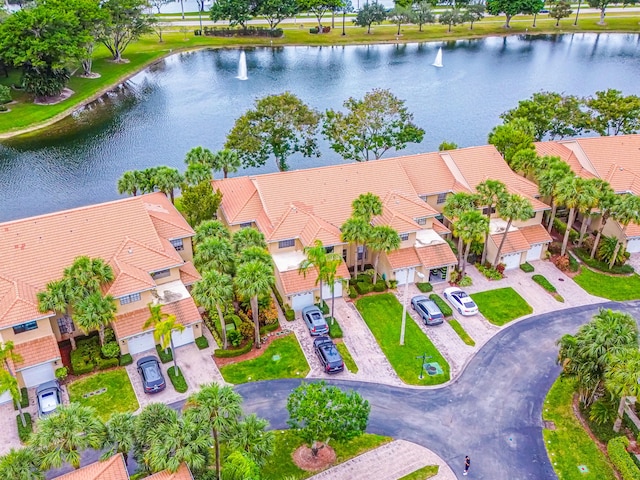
[213,149,241,178]
[234,260,274,349]
[221,451,260,480]
[32,404,105,470]
[578,180,612,247]
[134,403,178,472]
[535,159,571,232]
[194,220,231,245]
[63,256,114,298]
[556,177,599,256]
[37,280,77,350]
[510,148,539,179]
[184,162,212,186]
[476,180,508,264]
[609,194,640,269]
[192,270,233,350]
[321,254,343,322]
[144,306,184,376]
[102,412,135,463]
[493,194,534,265]
[194,237,235,274]
[225,414,275,467]
[186,383,243,480]
[456,210,489,275]
[341,217,371,276]
[152,166,184,204]
[117,170,143,197]
[73,291,117,346]
[443,192,480,265]
[352,192,383,221]
[0,448,43,480]
[299,240,328,300]
[237,246,272,267]
[590,190,619,259]
[185,146,216,169]
[368,225,400,282]
[0,370,27,428]
[605,349,640,432]
[232,228,267,254]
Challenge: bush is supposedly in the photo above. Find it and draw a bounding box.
[101,341,120,359]
[520,262,534,273]
[227,329,243,347]
[284,307,295,321]
[316,300,329,315]
[272,286,285,310]
[373,280,386,292]
[97,357,119,370]
[260,322,279,335]
[16,413,32,443]
[195,335,209,349]
[120,354,133,366]
[476,263,503,280]
[429,294,452,317]
[458,275,473,287]
[322,26,331,33]
[532,274,557,293]
[13,387,28,410]
[356,281,374,295]
[548,241,562,255]
[551,254,570,272]
[258,301,279,325]
[309,27,319,33]
[574,247,635,274]
[416,282,433,293]
[104,327,116,344]
[167,366,188,393]
[0,104,7,112]
[71,335,101,374]
[156,344,173,363]
[328,318,343,338]
[598,235,629,267]
[568,253,579,272]
[348,286,358,299]
[214,339,253,358]
[0,84,11,104]
[553,218,579,242]
[238,320,254,340]
[388,280,398,289]
[72,362,95,375]
[607,436,640,480]
[495,263,506,275]
[55,367,68,381]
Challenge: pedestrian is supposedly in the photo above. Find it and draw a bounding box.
[463,455,470,476]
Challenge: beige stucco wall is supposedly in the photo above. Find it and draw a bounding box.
[423,194,448,212]
[268,238,302,255]
[153,266,182,285]
[116,289,154,315]
[514,211,545,228]
[119,320,203,356]
[177,237,194,264]
[0,317,54,344]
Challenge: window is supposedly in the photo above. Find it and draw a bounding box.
[482,206,497,215]
[324,246,334,254]
[342,249,347,261]
[13,321,38,334]
[357,246,367,261]
[419,195,427,202]
[278,239,295,249]
[436,193,447,204]
[399,233,409,241]
[239,222,252,229]
[170,238,184,251]
[415,217,427,226]
[119,293,141,305]
[151,269,170,280]
[57,316,75,335]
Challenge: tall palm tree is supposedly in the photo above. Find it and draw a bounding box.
[590,190,619,259]
[221,451,260,480]
[194,220,231,245]
[493,194,534,265]
[225,413,275,467]
[456,210,488,275]
[37,280,77,350]
[609,194,640,269]
[352,192,383,222]
[0,447,43,480]
[101,412,135,463]
[73,291,117,346]
[32,404,105,470]
[237,246,272,267]
[299,240,328,300]
[232,227,267,254]
[213,149,242,178]
[134,403,178,472]
[321,254,343,322]
[185,146,216,170]
[0,370,27,427]
[63,256,114,298]
[234,260,274,349]
[556,177,599,256]
[535,159,571,232]
[192,270,233,350]
[184,162,212,186]
[152,166,184,204]
[0,341,27,426]
[117,170,143,197]
[443,192,480,265]
[340,217,371,276]
[578,180,612,247]
[368,225,400,282]
[194,237,235,275]
[510,148,539,179]
[186,383,243,480]
[144,306,184,376]
[476,180,508,264]
[605,348,640,432]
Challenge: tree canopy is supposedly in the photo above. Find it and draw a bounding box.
[486,0,544,27]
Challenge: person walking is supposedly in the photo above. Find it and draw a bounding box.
[463,455,470,475]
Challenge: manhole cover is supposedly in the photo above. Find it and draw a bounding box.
[578,465,589,473]
[558,278,565,282]
[544,421,556,430]
[272,354,281,362]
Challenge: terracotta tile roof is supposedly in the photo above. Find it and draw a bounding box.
[534,141,596,180]
[386,247,422,270]
[381,191,439,219]
[398,152,458,195]
[414,242,458,269]
[490,229,531,255]
[431,218,451,235]
[112,298,201,339]
[146,464,193,480]
[13,335,60,370]
[519,224,553,245]
[625,221,640,238]
[372,208,421,233]
[179,262,201,286]
[277,261,350,296]
[54,454,128,480]
[0,275,47,329]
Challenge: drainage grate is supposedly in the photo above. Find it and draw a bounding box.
[578,465,589,473]
[544,421,556,430]
[82,387,107,398]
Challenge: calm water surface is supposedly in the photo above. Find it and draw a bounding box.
[1,33,639,222]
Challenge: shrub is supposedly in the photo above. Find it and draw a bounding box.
[607,436,640,480]
[284,306,295,321]
[272,286,285,310]
[259,301,279,325]
[458,275,473,287]
[71,335,101,374]
[101,341,120,359]
[120,354,133,366]
[0,104,7,112]
[598,235,628,267]
[573,247,635,274]
[156,344,173,363]
[373,280,386,292]
[214,339,253,358]
[553,218,579,242]
[348,286,358,299]
[416,282,433,293]
[309,27,319,33]
[104,327,116,344]
[356,274,373,284]
[73,363,95,375]
[55,367,68,381]
[316,300,329,315]
[195,336,209,349]
[238,321,254,340]
[16,413,32,443]
[520,262,534,273]
[495,263,506,275]
[548,241,562,255]
[97,357,119,370]
[322,26,331,33]
[446,238,458,256]
[13,387,28,410]
[532,274,557,293]
[227,329,243,347]
[0,84,11,104]
[260,322,279,335]
[356,281,374,295]
[228,314,242,329]
[167,366,188,393]
[551,254,570,272]
[429,294,452,317]
[328,318,343,338]
[568,253,579,272]
[388,279,398,289]
[476,263,503,280]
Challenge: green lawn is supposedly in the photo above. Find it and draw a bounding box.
[219,334,309,384]
[543,377,616,480]
[356,293,449,385]
[68,368,139,422]
[336,342,358,373]
[471,287,533,326]
[399,465,439,480]
[447,319,475,346]
[261,430,391,480]
[573,268,640,301]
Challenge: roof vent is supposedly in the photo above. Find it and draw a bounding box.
[128,248,133,254]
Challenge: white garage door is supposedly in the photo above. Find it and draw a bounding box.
[526,244,544,262]
[395,268,415,286]
[627,238,640,253]
[21,363,55,388]
[291,291,314,311]
[0,390,12,404]
[171,326,195,348]
[127,332,156,355]
[321,281,343,300]
[501,253,521,270]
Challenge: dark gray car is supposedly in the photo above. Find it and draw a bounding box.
[313,336,344,374]
[36,380,62,417]
[411,295,445,326]
[136,356,166,394]
[302,305,329,336]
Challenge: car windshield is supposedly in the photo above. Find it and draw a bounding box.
[142,363,162,381]
[463,301,475,308]
[456,291,468,298]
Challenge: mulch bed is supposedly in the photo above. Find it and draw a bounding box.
[292,444,336,472]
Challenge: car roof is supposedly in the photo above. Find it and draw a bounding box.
[137,355,160,366]
[302,305,322,313]
[36,380,60,393]
[412,295,429,302]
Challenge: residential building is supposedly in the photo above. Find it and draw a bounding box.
[535,134,640,253]
[52,454,194,480]
[0,193,202,397]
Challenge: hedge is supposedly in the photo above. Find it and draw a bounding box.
[532,274,557,293]
[156,344,173,364]
[167,366,188,393]
[356,281,374,295]
[573,247,635,275]
[348,286,357,299]
[13,387,28,410]
[328,318,343,338]
[520,262,534,273]
[260,322,279,335]
[284,306,295,321]
[195,336,209,350]
[416,282,433,293]
[215,340,254,358]
[72,363,95,375]
[16,413,32,443]
[97,358,119,370]
[607,436,640,480]
[373,280,387,292]
[120,354,133,366]
[429,294,452,317]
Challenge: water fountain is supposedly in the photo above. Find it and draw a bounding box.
[236,51,248,80]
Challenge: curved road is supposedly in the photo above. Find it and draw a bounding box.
[235,300,640,479]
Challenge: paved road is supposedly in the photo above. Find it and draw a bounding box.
[235,300,640,479]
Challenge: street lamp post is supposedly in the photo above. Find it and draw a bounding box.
[400,269,424,346]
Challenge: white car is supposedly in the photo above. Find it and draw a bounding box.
[443,288,479,316]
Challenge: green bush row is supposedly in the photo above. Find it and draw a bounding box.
[13,387,28,410]
[553,218,580,243]
[348,286,358,299]
[195,335,209,350]
[97,357,119,370]
[214,339,253,358]
[120,354,133,366]
[607,436,640,480]
[260,322,279,335]
[573,247,635,275]
[416,282,433,293]
[356,281,374,295]
[532,274,557,293]
[372,280,387,292]
[284,306,295,321]
[328,318,343,338]
[476,263,503,280]
[167,366,188,393]
[156,344,173,364]
[16,413,32,443]
[73,363,95,375]
[429,294,452,317]
[519,262,535,273]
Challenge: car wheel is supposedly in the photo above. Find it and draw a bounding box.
[411,302,415,310]
[458,307,462,314]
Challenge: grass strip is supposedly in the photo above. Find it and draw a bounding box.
[573,268,640,301]
[167,366,188,393]
[336,342,358,373]
[447,319,475,346]
[470,287,532,326]
[399,465,439,480]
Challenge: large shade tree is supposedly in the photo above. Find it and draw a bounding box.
[99,0,154,62]
[585,89,640,136]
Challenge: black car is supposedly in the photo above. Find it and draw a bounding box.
[313,336,344,374]
[136,356,166,394]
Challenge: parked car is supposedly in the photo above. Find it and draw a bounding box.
[36,380,62,417]
[410,295,444,326]
[136,356,166,394]
[302,305,329,336]
[444,287,479,316]
[313,336,344,374]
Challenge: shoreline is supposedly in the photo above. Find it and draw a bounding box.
[1,28,638,140]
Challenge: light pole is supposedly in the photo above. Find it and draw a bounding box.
[400,269,424,345]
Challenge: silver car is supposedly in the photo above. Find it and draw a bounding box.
[302,305,329,336]
[36,380,62,417]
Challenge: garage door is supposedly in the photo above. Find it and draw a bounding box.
[526,244,544,262]
[171,326,195,348]
[395,268,415,286]
[127,332,155,355]
[627,238,640,253]
[0,390,12,404]
[291,291,314,311]
[501,253,521,270]
[21,363,55,388]
[321,281,343,300]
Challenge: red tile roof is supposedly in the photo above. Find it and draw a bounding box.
[146,464,193,480]
[386,247,422,270]
[54,454,128,480]
[415,242,458,269]
[13,335,60,370]
[519,224,553,245]
[490,229,531,255]
[277,261,350,296]
[112,298,201,339]
[179,262,201,286]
